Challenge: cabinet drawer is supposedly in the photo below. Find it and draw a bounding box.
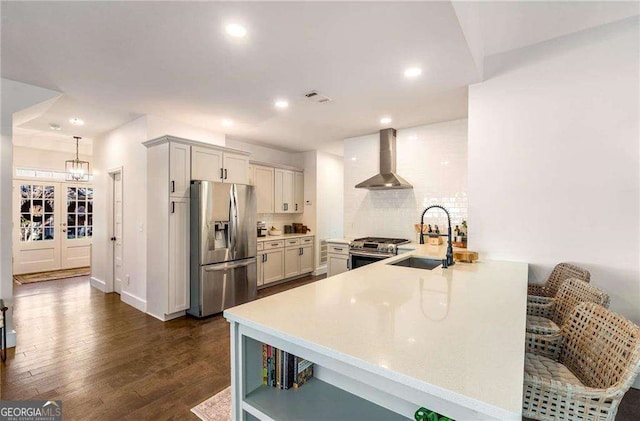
[301,236,314,245]
[263,240,284,250]
[284,238,300,247]
[328,244,349,255]
[257,242,264,251]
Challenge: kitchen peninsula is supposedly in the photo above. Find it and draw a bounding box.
[224,244,528,420]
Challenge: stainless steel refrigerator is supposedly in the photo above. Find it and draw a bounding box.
[188,181,257,317]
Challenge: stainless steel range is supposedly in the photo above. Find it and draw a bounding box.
[349,237,410,269]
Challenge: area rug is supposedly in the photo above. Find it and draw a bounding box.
[13,267,91,285]
[191,386,231,421]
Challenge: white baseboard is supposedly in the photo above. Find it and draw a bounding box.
[633,376,640,390]
[90,276,107,292]
[147,310,185,322]
[5,330,17,348]
[121,290,147,313]
[313,265,327,276]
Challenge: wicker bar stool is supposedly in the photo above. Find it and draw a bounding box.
[527,278,610,335]
[528,263,590,305]
[523,302,640,421]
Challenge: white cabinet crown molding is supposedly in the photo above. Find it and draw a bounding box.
[249,159,304,173]
[143,135,250,156]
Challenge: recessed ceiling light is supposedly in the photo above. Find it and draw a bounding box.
[49,123,61,131]
[404,67,422,78]
[274,100,289,109]
[225,23,247,38]
[380,117,392,125]
[69,117,84,126]
[221,119,234,127]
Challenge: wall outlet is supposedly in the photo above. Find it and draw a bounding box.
[126,275,130,285]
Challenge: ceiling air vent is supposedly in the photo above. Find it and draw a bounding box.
[304,90,332,103]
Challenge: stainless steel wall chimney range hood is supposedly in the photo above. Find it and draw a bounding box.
[355,128,413,190]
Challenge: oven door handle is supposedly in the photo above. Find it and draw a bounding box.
[349,250,393,258]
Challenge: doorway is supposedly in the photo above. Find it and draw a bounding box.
[109,169,124,294]
[13,180,93,276]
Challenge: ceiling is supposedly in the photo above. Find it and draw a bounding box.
[475,1,639,57]
[2,1,637,154]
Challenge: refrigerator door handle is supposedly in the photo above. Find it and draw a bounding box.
[203,258,257,272]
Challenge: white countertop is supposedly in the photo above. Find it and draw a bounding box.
[225,245,528,417]
[257,233,314,241]
[325,237,352,244]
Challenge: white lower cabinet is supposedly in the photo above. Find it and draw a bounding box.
[258,236,314,287]
[263,249,285,285]
[300,244,314,273]
[327,242,350,277]
[257,252,265,286]
[284,246,301,278]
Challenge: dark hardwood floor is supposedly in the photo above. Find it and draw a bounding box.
[1,275,323,420]
[2,274,639,420]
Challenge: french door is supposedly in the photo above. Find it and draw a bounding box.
[14,180,93,275]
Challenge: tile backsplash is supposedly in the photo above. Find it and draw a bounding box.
[343,119,468,241]
[258,213,304,232]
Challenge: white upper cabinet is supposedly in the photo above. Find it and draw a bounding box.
[223,151,249,184]
[170,142,191,198]
[275,168,302,213]
[254,165,275,213]
[294,171,304,213]
[191,146,249,184]
[191,146,223,182]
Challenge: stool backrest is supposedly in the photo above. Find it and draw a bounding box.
[553,278,610,326]
[545,263,590,297]
[561,302,640,390]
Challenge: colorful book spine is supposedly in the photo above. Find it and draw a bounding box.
[262,344,268,385]
[262,343,315,390]
[285,352,295,389]
[294,357,314,388]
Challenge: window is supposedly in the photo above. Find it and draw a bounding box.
[67,187,93,239]
[20,184,55,242]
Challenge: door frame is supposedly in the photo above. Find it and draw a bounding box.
[107,166,123,293]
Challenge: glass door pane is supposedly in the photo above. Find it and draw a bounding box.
[19,183,56,242]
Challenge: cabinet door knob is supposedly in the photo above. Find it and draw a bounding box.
[224,169,228,180]
[171,202,175,213]
[171,180,175,193]
[220,168,224,180]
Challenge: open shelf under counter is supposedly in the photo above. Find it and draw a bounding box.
[244,378,407,421]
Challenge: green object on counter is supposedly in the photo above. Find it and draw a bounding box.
[414,407,454,421]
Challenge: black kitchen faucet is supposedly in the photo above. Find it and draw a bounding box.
[419,205,455,268]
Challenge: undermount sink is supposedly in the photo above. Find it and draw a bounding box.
[388,256,443,270]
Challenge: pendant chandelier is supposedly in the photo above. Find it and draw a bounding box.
[65,136,91,182]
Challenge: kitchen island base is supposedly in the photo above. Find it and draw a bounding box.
[228,321,517,421]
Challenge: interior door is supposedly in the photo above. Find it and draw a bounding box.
[13,181,61,274]
[61,185,93,269]
[112,172,123,294]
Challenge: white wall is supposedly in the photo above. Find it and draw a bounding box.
[468,18,639,326]
[13,146,92,172]
[1,78,61,347]
[228,137,296,167]
[317,151,344,241]
[92,116,148,308]
[146,115,225,146]
[344,119,468,241]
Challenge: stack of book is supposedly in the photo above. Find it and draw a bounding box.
[262,344,313,389]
